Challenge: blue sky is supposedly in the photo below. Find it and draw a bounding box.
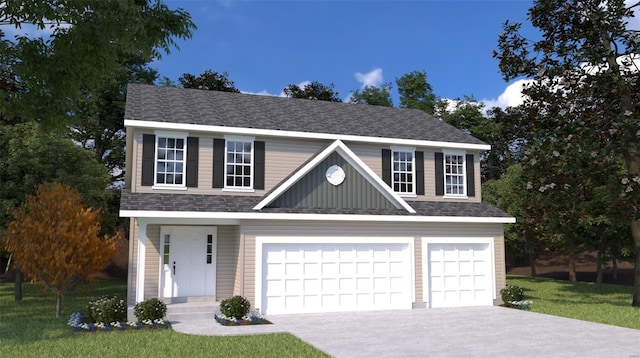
[155,0,536,108]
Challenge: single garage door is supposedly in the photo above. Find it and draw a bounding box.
[427,243,493,307]
[262,243,412,314]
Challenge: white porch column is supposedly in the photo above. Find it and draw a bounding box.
[136,221,147,303]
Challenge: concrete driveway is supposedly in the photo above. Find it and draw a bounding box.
[170,306,640,357]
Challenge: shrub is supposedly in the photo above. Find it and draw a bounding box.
[500,284,524,308]
[86,296,126,323]
[220,295,251,320]
[134,298,167,322]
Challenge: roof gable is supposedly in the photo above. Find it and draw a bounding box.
[267,151,398,210]
[254,140,416,213]
[125,84,487,146]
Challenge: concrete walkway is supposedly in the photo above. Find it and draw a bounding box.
[169,306,640,357]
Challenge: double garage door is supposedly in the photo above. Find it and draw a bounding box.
[259,240,494,314]
[261,242,412,314]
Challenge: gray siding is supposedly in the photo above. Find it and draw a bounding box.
[269,152,396,209]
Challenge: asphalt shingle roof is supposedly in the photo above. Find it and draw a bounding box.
[125,84,486,145]
[120,191,511,218]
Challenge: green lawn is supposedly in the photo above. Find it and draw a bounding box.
[507,275,640,330]
[0,280,328,358]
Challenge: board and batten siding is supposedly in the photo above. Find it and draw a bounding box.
[240,221,505,307]
[269,152,396,209]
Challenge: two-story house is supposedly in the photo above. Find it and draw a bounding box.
[120,84,515,316]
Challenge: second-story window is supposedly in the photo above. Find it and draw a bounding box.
[444,153,465,196]
[392,149,415,194]
[225,138,253,189]
[156,135,186,186]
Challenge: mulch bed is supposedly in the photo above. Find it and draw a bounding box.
[214,314,272,326]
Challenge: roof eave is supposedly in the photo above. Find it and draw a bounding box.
[124,119,491,151]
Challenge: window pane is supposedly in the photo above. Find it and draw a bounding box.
[157,173,164,184]
[175,174,183,184]
[176,139,184,148]
[207,235,213,243]
[227,177,234,186]
[176,163,183,173]
[166,174,174,184]
[157,149,166,159]
[244,154,251,164]
[158,138,167,147]
[244,177,251,187]
[206,256,212,264]
[235,177,243,186]
[168,138,175,147]
[227,165,234,175]
[227,153,234,162]
[176,150,183,161]
[243,166,251,175]
[243,142,251,152]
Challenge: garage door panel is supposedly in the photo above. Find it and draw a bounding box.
[262,242,412,314]
[427,243,492,308]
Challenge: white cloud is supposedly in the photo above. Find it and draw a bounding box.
[481,79,532,110]
[354,68,383,88]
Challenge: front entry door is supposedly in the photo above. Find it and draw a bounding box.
[161,226,216,298]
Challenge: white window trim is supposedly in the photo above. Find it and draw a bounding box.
[443,150,467,198]
[224,135,255,191]
[152,130,188,190]
[390,146,416,196]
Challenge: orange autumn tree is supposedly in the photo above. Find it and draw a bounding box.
[3,183,116,317]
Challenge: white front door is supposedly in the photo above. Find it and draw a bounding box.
[161,226,216,298]
[427,243,493,307]
[261,242,412,315]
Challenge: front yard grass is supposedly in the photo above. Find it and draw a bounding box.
[0,280,328,358]
[507,275,640,330]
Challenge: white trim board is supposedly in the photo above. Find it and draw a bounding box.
[124,119,491,151]
[119,210,516,224]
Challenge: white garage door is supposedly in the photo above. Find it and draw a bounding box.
[261,243,412,314]
[428,243,493,307]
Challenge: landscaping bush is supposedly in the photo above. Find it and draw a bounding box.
[87,296,126,323]
[500,284,524,308]
[219,295,251,320]
[134,298,167,322]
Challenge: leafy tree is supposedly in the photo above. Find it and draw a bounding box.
[396,70,436,114]
[3,183,117,317]
[70,55,158,188]
[436,98,525,181]
[0,0,195,124]
[283,81,341,102]
[494,0,640,304]
[0,122,111,227]
[349,84,393,107]
[178,70,240,92]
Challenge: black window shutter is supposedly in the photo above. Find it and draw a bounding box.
[415,151,425,195]
[186,137,199,187]
[466,154,475,197]
[141,134,155,186]
[382,149,391,186]
[213,139,225,188]
[435,152,444,196]
[254,141,265,190]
